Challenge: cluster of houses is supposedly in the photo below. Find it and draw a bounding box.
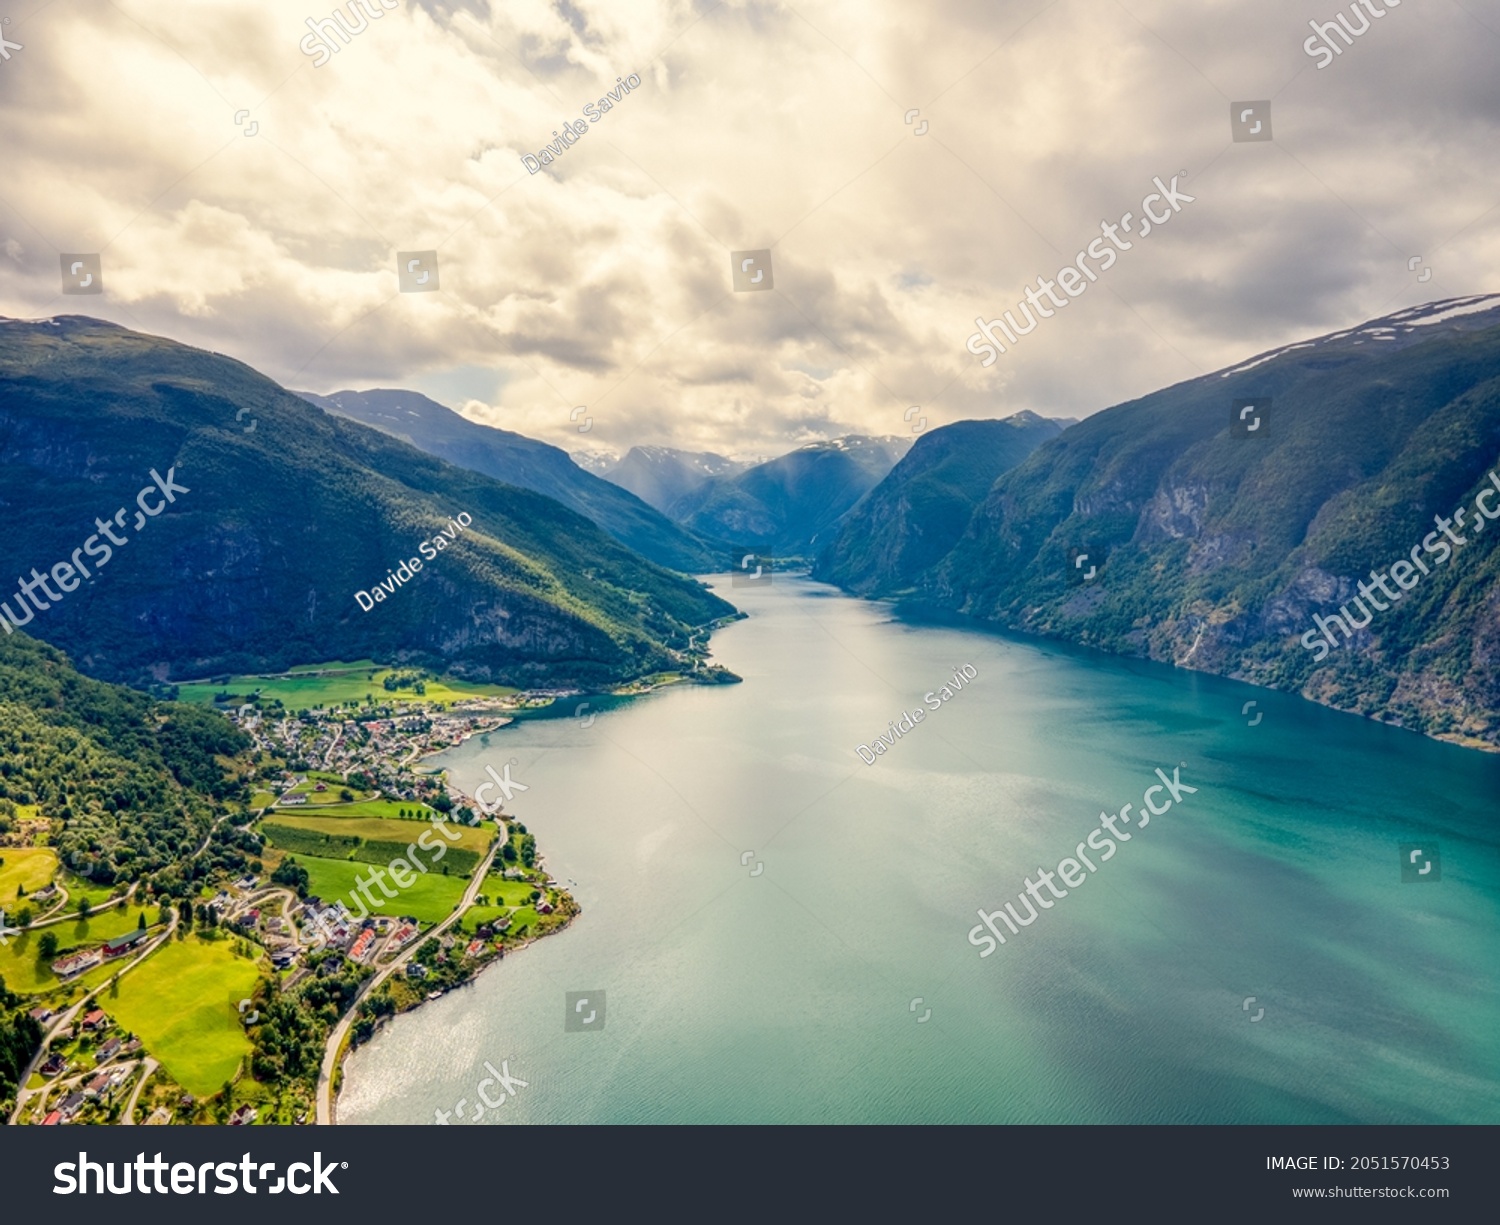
[234,697,514,808]
[254,896,421,971]
[37,1009,142,1125]
[50,926,149,979]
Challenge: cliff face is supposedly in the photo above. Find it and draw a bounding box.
[831,298,1500,749]
[813,414,1064,594]
[0,316,733,687]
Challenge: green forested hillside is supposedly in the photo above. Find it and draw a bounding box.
[922,299,1500,747]
[0,632,250,887]
[813,413,1063,593]
[298,389,719,572]
[0,317,733,687]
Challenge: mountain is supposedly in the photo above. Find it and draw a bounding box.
[669,435,914,556]
[295,389,716,573]
[570,448,620,476]
[602,445,749,514]
[0,316,734,688]
[833,295,1500,748]
[813,413,1065,594]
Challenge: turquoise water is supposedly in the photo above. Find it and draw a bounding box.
[338,579,1500,1124]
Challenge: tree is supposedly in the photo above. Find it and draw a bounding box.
[16,906,33,928]
[137,911,147,931]
[76,896,91,919]
[339,788,354,802]
[178,898,194,929]
[37,931,59,960]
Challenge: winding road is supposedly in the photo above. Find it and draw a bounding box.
[314,836,500,1125]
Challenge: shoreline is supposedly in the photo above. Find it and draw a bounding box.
[322,645,751,1121]
[327,902,576,1126]
[320,730,583,1124]
[881,592,1500,756]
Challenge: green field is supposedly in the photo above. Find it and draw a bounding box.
[108,936,263,1097]
[0,848,58,903]
[175,662,517,712]
[295,854,469,924]
[460,876,543,930]
[267,814,492,854]
[280,799,436,821]
[0,908,155,993]
[59,874,122,912]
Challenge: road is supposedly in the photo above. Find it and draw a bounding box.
[314,836,501,1126]
[122,1057,159,1124]
[19,881,139,930]
[8,911,178,1124]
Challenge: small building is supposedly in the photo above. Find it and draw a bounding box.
[28,1006,54,1024]
[95,1037,122,1063]
[59,1092,86,1120]
[405,962,428,980]
[278,793,309,806]
[102,928,148,959]
[83,1073,110,1098]
[228,1105,258,1126]
[41,1110,62,1126]
[81,1009,109,1032]
[53,949,103,979]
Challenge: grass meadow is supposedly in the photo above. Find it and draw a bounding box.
[108,935,263,1096]
[175,661,517,712]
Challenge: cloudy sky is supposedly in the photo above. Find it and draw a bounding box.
[2,0,1499,458]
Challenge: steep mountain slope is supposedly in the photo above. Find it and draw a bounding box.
[920,295,1500,748]
[297,389,716,572]
[0,631,250,888]
[0,317,733,688]
[813,413,1064,593]
[670,436,914,555]
[603,445,749,514]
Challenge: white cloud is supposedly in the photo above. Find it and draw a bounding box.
[1,0,1497,458]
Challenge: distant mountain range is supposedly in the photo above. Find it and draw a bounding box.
[296,389,717,573]
[597,445,750,515]
[663,435,914,556]
[0,317,732,688]
[820,296,1500,749]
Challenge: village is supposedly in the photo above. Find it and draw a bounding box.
[5,674,581,1126]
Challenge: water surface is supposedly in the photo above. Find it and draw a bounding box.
[339,579,1500,1124]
